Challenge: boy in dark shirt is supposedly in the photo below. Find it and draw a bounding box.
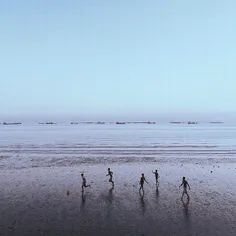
[106,168,114,186]
[152,170,159,184]
[179,177,190,200]
[139,173,149,193]
[81,174,91,192]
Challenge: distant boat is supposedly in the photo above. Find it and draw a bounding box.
[39,122,57,125]
[188,121,198,124]
[170,121,182,124]
[124,121,155,124]
[116,122,125,124]
[3,122,21,125]
[96,122,105,124]
[209,121,223,124]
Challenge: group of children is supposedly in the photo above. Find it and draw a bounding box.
[81,168,191,200]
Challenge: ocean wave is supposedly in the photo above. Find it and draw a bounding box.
[0,144,219,149]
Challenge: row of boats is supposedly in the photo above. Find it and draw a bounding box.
[71,121,156,125]
[170,121,198,124]
[170,121,223,124]
[1,122,22,125]
[1,121,223,125]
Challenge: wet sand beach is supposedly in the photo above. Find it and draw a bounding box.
[1,161,236,236]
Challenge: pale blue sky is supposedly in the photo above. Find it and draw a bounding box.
[1,0,236,120]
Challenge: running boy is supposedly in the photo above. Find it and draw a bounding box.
[106,168,114,186]
[179,176,190,200]
[139,173,149,193]
[81,173,91,192]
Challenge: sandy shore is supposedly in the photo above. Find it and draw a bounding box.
[1,161,236,236]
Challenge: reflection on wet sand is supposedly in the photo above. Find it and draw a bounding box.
[105,186,115,224]
[182,198,191,230]
[139,192,146,215]
[182,198,190,216]
[107,186,114,203]
[80,192,86,210]
[2,163,236,236]
[156,186,159,200]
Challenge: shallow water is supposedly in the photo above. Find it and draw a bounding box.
[1,123,236,169]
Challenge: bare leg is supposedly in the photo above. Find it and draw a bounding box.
[186,191,190,199]
[183,188,190,199]
[139,185,144,193]
[139,185,143,192]
[82,184,90,192]
[181,188,190,200]
[109,178,114,186]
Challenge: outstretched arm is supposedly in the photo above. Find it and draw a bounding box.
[187,182,191,190]
[179,183,183,188]
[144,178,149,184]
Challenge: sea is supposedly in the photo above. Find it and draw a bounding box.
[1,123,236,169]
[2,123,236,236]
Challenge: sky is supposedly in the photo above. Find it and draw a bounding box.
[1,0,236,121]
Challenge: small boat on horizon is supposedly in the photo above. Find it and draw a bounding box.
[188,121,198,124]
[147,121,156,124]
[3,122,22,125]
[95,122,105,124]
[39,122,57,125]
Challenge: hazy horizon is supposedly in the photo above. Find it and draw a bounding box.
[1,112,236,123]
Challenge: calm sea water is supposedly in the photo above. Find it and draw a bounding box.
[1,123,236,169]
